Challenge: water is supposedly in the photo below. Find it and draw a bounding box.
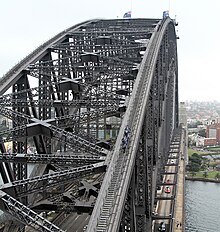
[202,154,220,159]
[185,180,220,231]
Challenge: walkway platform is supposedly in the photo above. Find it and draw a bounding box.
[173,129,186,232]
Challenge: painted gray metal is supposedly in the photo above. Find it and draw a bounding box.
[0,17,178,232]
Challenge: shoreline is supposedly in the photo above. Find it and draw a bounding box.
[185,176,220,183]
[201,152,220,155]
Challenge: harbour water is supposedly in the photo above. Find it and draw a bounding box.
[185,180,220,231]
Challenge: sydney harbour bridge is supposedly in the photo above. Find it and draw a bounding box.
[0,16,184,232]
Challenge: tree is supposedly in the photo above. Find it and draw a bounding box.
[190,153,202,166]
[203,171,208,178]
[188,162,200,172]
[198,129,206,138]
[188,153,203,172]
[191,172,196,177]
[201,163,208,171]
[196,121,203,126]
[215,172,220,180]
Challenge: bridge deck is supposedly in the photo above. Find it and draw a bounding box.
[173,130,186,232]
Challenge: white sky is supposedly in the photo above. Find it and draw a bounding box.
[0,0,220,101]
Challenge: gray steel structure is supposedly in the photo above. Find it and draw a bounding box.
[0,17,178,231]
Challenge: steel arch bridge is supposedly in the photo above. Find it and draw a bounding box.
[0,17,178,232]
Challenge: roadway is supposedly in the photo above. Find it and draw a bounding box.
[58,213,90,232]
[173,131,186,232]
[153,154,178,231]
[25,212,90,232]
[153,129,186,232]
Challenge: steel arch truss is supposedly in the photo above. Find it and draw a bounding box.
[0,18,178,232]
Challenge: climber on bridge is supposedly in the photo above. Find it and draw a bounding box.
[121,136,128,153]
[121,125,131,153]
[124,125,130,138]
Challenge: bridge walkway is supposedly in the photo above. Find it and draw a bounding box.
[173,129,186,232]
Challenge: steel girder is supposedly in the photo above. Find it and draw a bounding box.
[1,162,106,198]
[0,18,178,232]
[0,107,109,156]
[88,19,178,231]
[0,153,105,164]
[0,190,64,232]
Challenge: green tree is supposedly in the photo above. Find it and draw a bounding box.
[196,121,203,126]
[189,162,200,172]
[198,129,206,137]
[190,153,202,165]
[215,172,220,180]
[203,171,208,178]
[188,153,203,172]
[201,163,208,171]
[191,172,196,177]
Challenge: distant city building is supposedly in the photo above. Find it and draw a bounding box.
[196,136,205,147]
[185,101,220,147]
[204,138,217,147]
[188,128,199,134]
[179,102,187,128]
[206,123,220,145]
[188,133,205,147]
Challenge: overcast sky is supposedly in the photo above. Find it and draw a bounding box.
[0,0,220,101]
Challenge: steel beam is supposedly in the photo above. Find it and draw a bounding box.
[0,190,64,232]
[1,162,106,197]
[0,17,178,232]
